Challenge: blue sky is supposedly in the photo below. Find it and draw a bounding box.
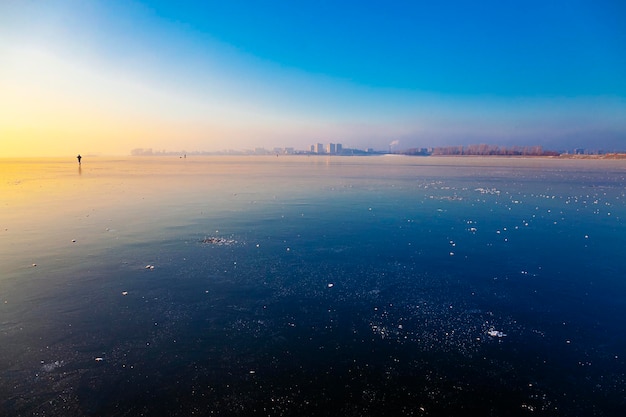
[1,0,625,155]
[154,1,625,94]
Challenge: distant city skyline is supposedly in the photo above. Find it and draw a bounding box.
[129,141,621,157]
[1,1,625,157]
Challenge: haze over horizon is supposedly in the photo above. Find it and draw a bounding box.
[1,0,625,157]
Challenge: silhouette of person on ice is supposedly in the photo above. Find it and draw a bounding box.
[77,154,82,165]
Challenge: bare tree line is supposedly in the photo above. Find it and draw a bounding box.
[430,144,559,156]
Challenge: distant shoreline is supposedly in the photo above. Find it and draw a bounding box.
[556,153,626,160]
[410,153,626,160]
[3,153,626,161]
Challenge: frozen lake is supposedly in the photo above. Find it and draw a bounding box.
[1,155,625,416]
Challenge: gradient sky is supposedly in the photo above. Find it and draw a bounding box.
[1,0,625,156]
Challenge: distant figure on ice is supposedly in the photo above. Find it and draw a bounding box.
[77,154,82,165]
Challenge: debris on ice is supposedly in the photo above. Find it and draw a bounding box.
[487,329,507,338]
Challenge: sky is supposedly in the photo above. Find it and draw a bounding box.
[1,0,625,156]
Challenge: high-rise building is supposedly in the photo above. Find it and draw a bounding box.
[326,143,336,154]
